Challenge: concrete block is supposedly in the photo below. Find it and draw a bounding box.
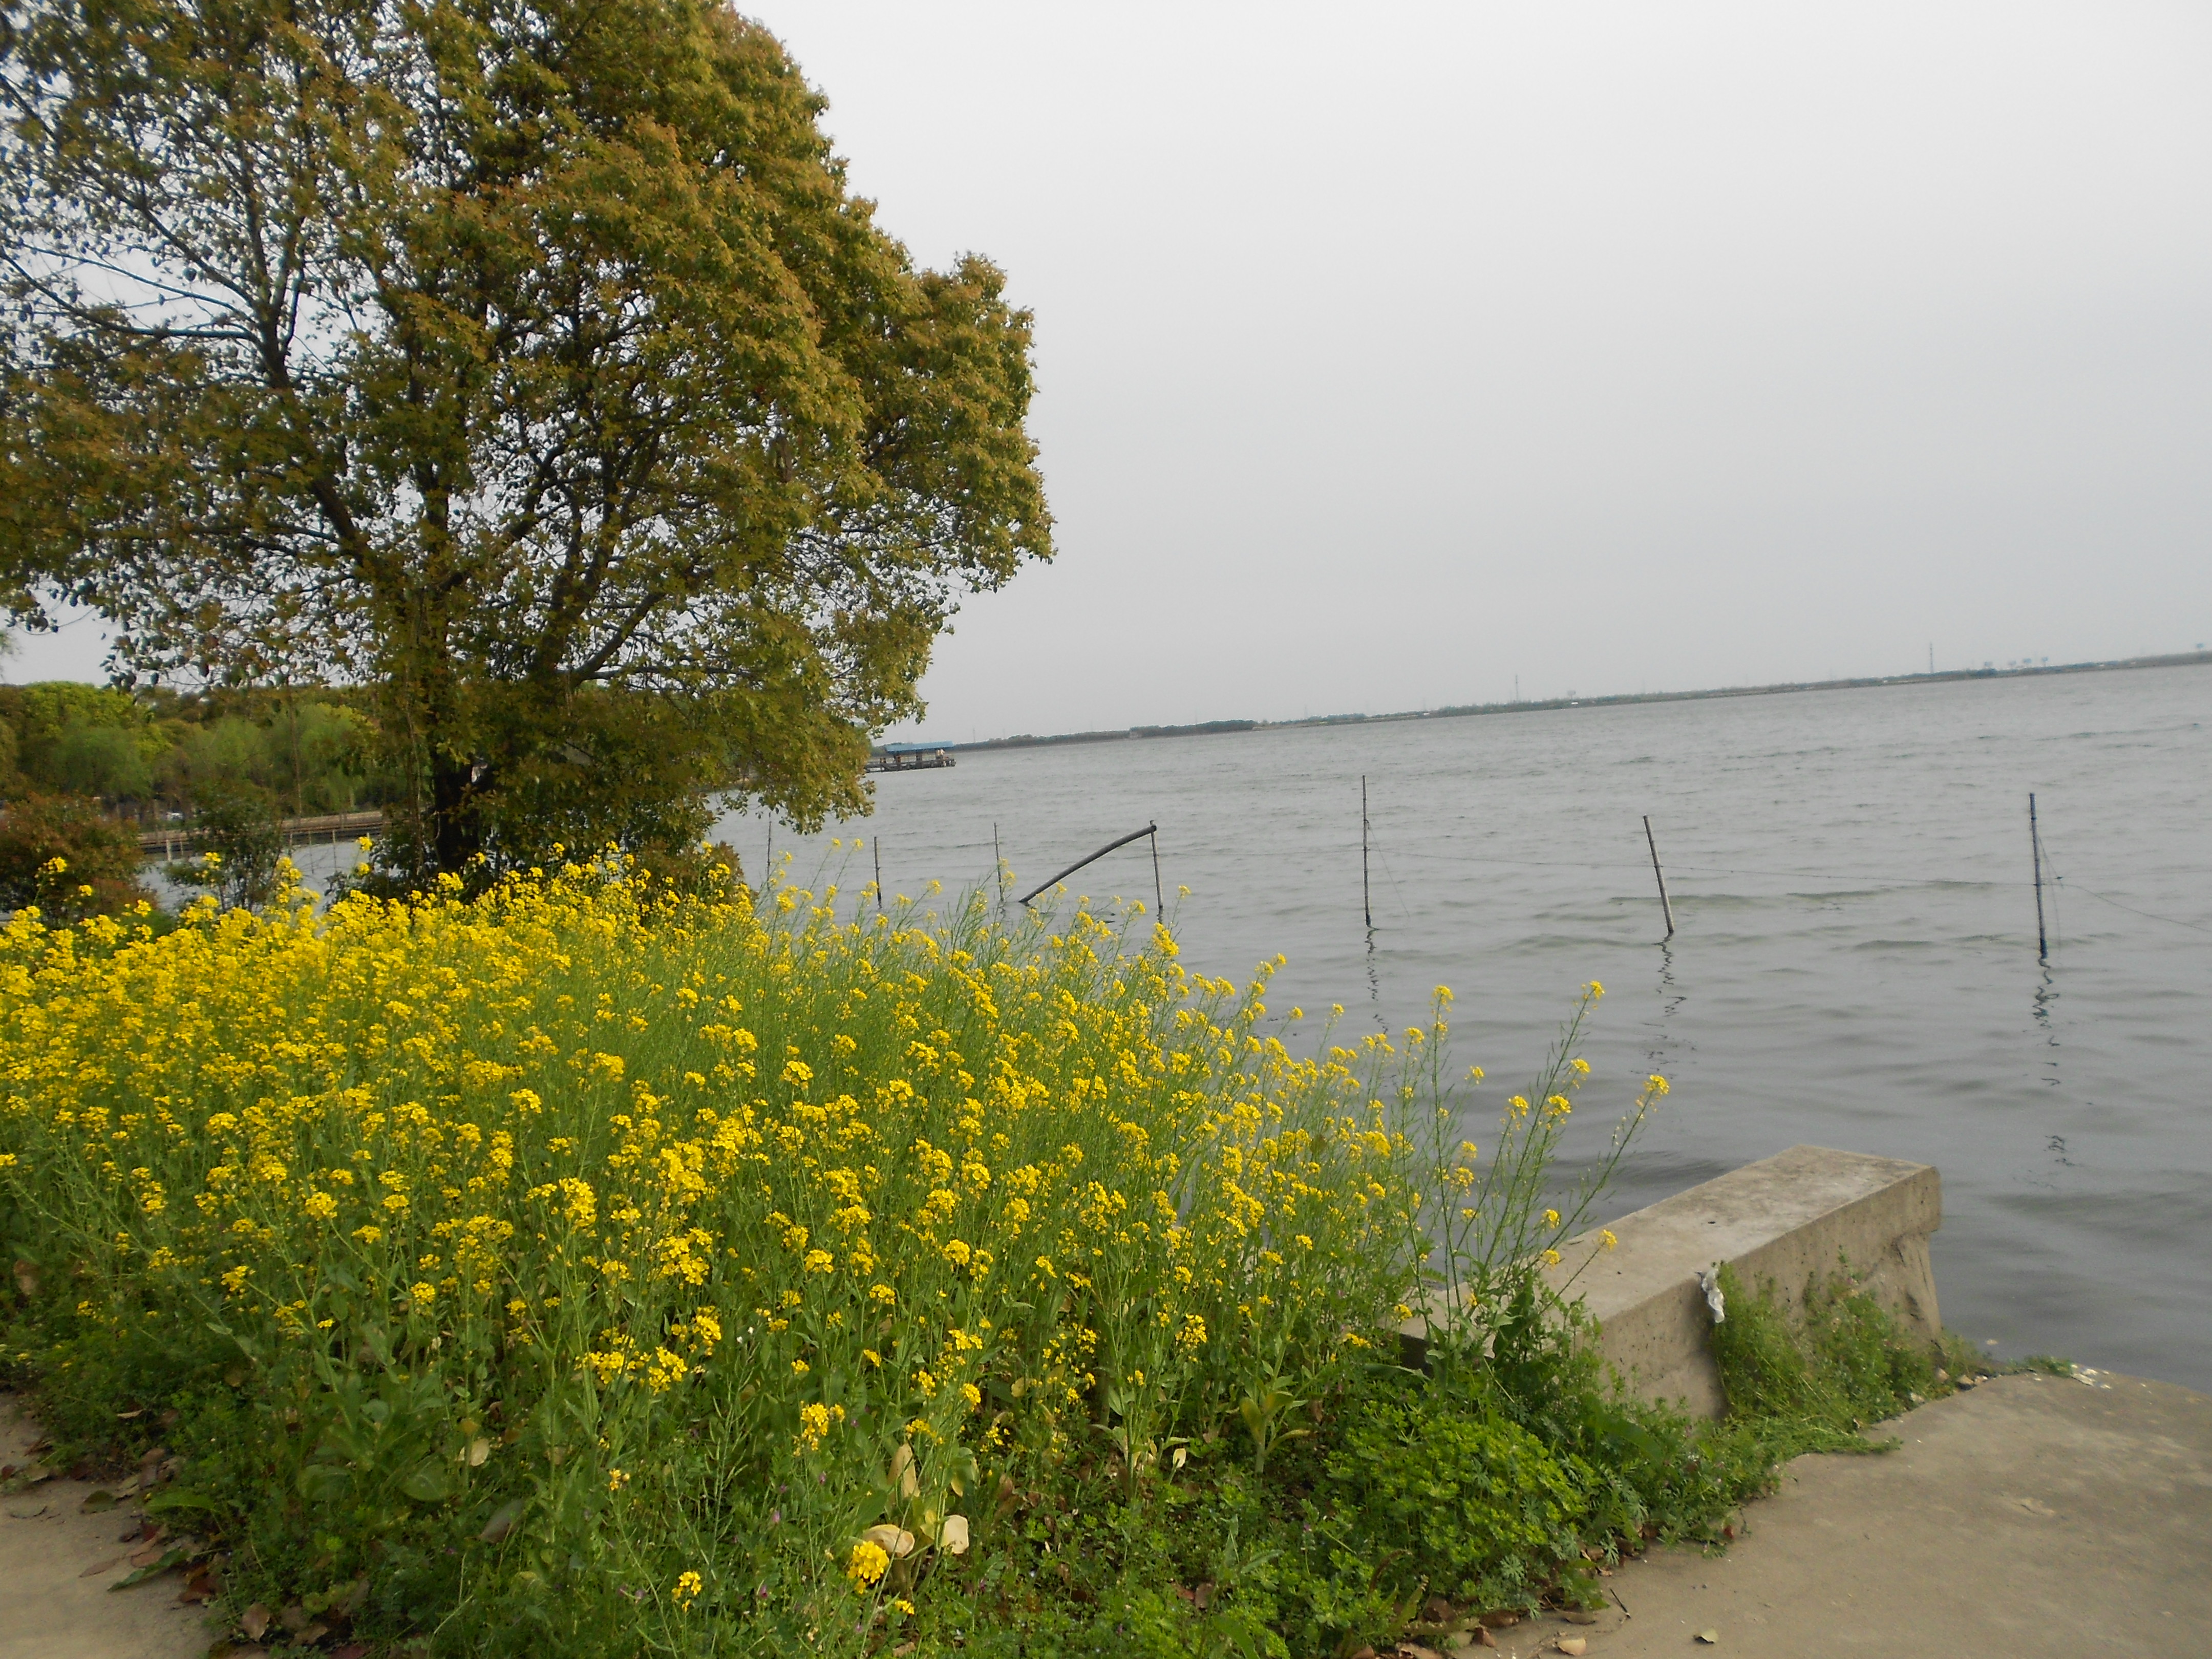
[1547,1144,1943,1417]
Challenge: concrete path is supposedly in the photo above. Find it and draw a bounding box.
[7,1372,2210,1657]
[1443,1370,2212,1659]
[0,1396,210,1659]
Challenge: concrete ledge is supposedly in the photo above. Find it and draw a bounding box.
[1548,1144,1943,1417]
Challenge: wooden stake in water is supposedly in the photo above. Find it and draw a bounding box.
[1644,815,1676,938]
[1150,826,1164,920]
[874,836,884,913]
[993,822,1004,911]
[2030,793,2047,960]
[1361,776,1373,931]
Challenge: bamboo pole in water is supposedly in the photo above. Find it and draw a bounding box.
[2030,793,2048,960]
[1644,815,1676,939]
[1361,776,1373,931]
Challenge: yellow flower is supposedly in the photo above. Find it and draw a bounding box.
[1647,1073,1670,1096]
[847,1540,889,1589]
[674,1570,703,1608]
[608,1468,629,1491]
[1601,1229,1618,1251]
[1587,980,1604,998]
[1541,1248,1562,1266]
[1542,1208,1560,1228]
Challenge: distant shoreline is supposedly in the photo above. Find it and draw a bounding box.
[884,648,2212,757]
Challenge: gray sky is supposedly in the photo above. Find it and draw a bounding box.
[14,2,2212,738]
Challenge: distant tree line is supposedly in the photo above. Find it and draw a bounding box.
[0,678,384,918]
[0,681,377,820]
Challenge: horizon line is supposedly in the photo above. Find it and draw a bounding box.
[880,647,2212,756]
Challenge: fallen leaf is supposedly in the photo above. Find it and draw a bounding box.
[333,1645,370,1659]
[280,1604,310,1633]
[1351,1648,1377,1659]
[862,1523,916,1559]
[1557,1641,1588,1657]
[465,1437,491,1468]
[80,1488,118,1513]
[179,1566,220,1604]
[13,1259,38,1298]
[889,1444,919,1499]
[480,1498,526,1543]
[5,1502,48,1519]
[1561,1609,1599,1624]
[110,1547,188,1589]
[1424,1598,1457,1624]
[1480,1612,1522,1629]
[300,1623,329,1644]
[79,1556,124,1578]
[116,1409,144,1421]
[1398,1644,1442,1659]
[241,1604,271,1641]
[2016,1497,2056,1518]
[130,1540,169,1567]
[1696,1631,1719,1645]
[940,1513,970,1556]
[1473,1631,1497,1649]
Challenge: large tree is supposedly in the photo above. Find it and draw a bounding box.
[0,0,1049,877]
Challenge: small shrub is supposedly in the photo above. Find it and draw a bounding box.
[163,780,282,908]
[1322,1367,1584,1606]
[0,792,154,918]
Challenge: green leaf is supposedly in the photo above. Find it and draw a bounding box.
[401,1460,454,1504]
[143,1487,217,1514]
[110,1547,187,1589]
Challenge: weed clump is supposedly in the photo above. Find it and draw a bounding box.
[1709,1261,1959,1467]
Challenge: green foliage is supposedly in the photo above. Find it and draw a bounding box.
[0,683,377,825]
[1319,1366,1584,1607]
[161,782,283,909]
[1709,1261,1944,1459]
[0,791,153,917]
[51,720,152,800]
[2,0,1051,879]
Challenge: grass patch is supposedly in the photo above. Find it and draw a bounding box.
[1708,1260,1972,1469]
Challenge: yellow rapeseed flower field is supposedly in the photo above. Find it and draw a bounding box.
[0,856,1460,1650]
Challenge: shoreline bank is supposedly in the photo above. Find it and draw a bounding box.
[888,647,2212,758]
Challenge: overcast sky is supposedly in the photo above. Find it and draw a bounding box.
[13,2,2210,738]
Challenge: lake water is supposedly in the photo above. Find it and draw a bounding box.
[715,663,2212,1388]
